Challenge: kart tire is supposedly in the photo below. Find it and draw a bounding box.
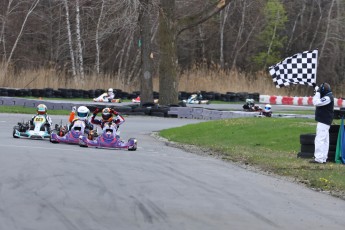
[50,140,59,144]
[79,144,88,148]
[13,126,19,138]
[297,151,314,159]
[300,144,314,153]
[128,138,137,151]
[300,133,315,145]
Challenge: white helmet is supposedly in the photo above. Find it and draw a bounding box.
[77,106,90,120]
[264,104,272,112]
[37,104,47,115]
[108,88,113,93]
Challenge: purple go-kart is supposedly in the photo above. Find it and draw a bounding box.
[78,122,137,151]
[50,120,86,144]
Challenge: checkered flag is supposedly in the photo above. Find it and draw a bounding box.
[268,50,318,88]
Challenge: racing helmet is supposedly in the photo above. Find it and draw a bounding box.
[264,104,272,113]
[108,88,113,94]
[246,99,254,105]
[37,104,47,115]
[102,108,113,122]
[319,82,331,96]
[77,106,90,120]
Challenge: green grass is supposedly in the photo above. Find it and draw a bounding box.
[159,118,345,197]
[0,105,70,115]
[16,96,132,102]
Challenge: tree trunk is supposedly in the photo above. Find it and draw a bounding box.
[220,4,230,69]
[319,0,335,59]
[95,0,105,75]
[75,0,85,82]
[139,0,154,105]
[63,0,77,78]
[158,0,179,105]
[157,0,233,105]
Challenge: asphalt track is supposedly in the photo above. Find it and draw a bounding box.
[1,113,345,230]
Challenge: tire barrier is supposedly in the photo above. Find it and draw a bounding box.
[298,125,339,162]
[0,87,264,105]
[1,96,273,120]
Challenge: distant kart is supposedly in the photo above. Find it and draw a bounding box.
[183,94,209,104]
[132,96,158,104]
[79,122,137,151]
[93,93,121,103]
[13,115,51,139]
[50,120,90,144]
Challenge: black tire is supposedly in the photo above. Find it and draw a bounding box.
[142,102,156,108]
[297,151,314,158]
[128,138,137,151]
[328,151,336,162]
[300,133,315,145]
[329,125,340,134]
[301,144,314,153]
[329,144,336,152]
[329,133,338,145]
[13,126,19,138]
[150,112,165,117]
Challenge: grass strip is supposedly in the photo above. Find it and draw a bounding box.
[0,105,70,115]
[159,117,345,197]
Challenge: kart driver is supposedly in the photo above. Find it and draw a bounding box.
[94,88,115,102]
[91,107,125,130]
[68,106,94,133]
[30,104,53,131]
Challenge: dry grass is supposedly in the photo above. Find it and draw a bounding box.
[0,66,343,97]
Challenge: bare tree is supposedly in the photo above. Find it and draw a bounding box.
[4,0,40,75]
[95,0,105,75]
[220,3,231,69]
[0,0,15,66]
[75,0,84,81]
[319,0,335,59]
[63,0,76,78]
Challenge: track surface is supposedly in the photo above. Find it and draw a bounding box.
[0,113,344,230]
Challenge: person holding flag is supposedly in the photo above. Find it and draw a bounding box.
[310,83,334,164]
[268,50,334,163]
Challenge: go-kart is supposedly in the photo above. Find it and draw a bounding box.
[79,122,137,151]
[50,120,92,144]
[243,99,262,112]
[132,96,159,104]
[93,93,121,103]
[183,94,209,104]
[13,115,51,139]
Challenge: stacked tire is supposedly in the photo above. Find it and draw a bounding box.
[298,125,339,162]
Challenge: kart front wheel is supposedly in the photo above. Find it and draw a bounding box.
[13,126,19,138]
[128,138,137,151]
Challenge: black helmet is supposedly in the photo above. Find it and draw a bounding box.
[102,108,113,122]
[320,82,331,96]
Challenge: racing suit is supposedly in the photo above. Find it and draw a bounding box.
[105,92,115,102]
[30,114,52,131]
[313,91,334,163]
[91,110,125,129]
[68,111,94,134]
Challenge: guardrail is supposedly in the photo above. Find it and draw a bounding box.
[260,95,345,107]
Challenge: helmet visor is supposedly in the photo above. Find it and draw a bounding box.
[77,112,88,118]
